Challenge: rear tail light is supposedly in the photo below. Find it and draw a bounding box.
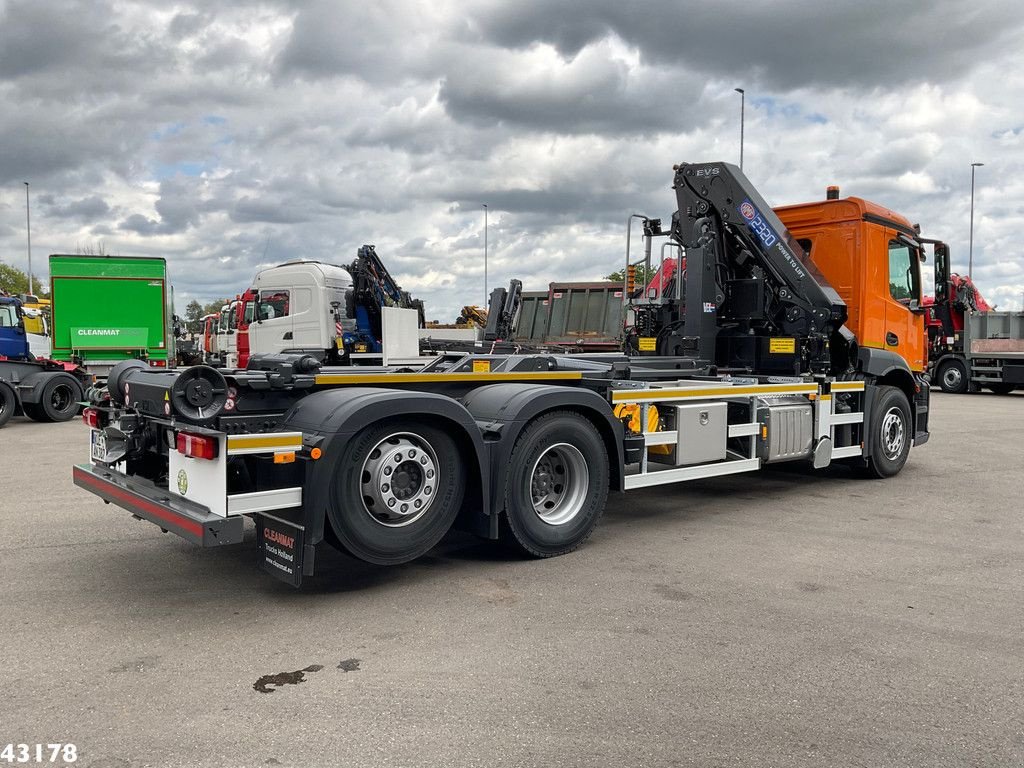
[176,432,219,460]
[82,407,101,429]
[151,359,167,368]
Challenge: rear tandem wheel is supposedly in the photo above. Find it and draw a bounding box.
[326,422,465,565]
[501,411,610,557]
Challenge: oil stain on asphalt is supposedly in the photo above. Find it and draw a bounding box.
[253,664,324,693]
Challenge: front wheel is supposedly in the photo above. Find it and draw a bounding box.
[326,422,464,565]
[863,386,912,479]
[937,358,969,394]
[501,411,609,557]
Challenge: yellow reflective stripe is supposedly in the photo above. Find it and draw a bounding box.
[227,434,303,451]
[611,383,818,403]
[314,371,584,385]
[830,381,866,391]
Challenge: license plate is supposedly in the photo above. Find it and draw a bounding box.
[90,429,107,463]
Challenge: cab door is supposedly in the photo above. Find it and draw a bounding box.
[883,236,926,372]
[248,288,293,355]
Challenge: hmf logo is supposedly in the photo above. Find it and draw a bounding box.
[737,199,778,249]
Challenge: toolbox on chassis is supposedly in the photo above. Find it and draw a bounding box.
[74,350,914,586]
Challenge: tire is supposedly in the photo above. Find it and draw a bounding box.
[501,411,609,557]
[38,374,84,422]
[863,386,912,479]
[937,358,969,394]
[0,382,15,428]
[22,401,48,422]
[987,383,1016,395]
[326,422,464,565]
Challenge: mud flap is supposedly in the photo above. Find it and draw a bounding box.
[256,513,312,587]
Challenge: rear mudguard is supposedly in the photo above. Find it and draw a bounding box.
[281,387,490,545]
[461,383,625,533]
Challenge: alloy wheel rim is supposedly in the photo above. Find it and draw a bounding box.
[880,407,906,460]
[529,443,589,526]
[360,432,439,528]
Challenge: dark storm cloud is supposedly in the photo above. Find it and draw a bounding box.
[469,0,1021,88]
[438,45,704,135]
[0,0,173,90]
[42,195,111,220]
[230,197,312,224]
[119,178,202,236]
[275,0,446,82]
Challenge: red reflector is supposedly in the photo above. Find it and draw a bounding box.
[82,407,100,429]
[151,359,166,368]
[176,432,219,460]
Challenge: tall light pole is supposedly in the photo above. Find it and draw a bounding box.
[969,162,984,280]
[23,182,33,296]
[734,88,745,170]
[483,204,488,306]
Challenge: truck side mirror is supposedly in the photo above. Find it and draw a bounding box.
[908,299,925,313]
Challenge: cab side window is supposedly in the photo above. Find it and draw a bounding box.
[260,290,290,320]
[888,240,919,303]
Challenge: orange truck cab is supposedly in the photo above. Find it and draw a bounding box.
[775,189,929,378]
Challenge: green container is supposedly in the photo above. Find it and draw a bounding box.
[49,255,172,370]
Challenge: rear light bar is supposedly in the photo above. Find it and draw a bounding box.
[177,432,219,460]
[151,359,167,368]
[82,407,101,429]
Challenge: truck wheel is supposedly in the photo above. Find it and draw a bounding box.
[0,382,15,428]
[863,386,912,479]
[327,422,464,565]
[38,374,84,422]
[501,411,609,557]
[987,383,1016,395]
[937,359,968,394]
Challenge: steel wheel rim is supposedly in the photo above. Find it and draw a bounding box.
[880,406,906,460]
[50,384,73,412]
[360,432,439,528]
[530,443,589,526]
[942,365,962,390]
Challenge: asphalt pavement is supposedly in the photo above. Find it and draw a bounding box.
[1,391,1022,767]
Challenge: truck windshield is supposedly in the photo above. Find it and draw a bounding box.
[888,240,921,303]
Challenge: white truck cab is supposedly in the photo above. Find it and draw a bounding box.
[247,261,353,360]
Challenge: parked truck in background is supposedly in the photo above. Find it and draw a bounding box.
[924,267,1023,394]
[74,162,931,586]
[245,246,425,366]
[1,295,91,429]
[49,255,175,376]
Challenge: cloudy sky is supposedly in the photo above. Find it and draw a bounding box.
[1,0,1023,320]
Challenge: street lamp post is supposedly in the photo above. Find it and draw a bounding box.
[483,204,488,306]
[24,182,33,295]
[734,88,745,170]
[969,162,984,280]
